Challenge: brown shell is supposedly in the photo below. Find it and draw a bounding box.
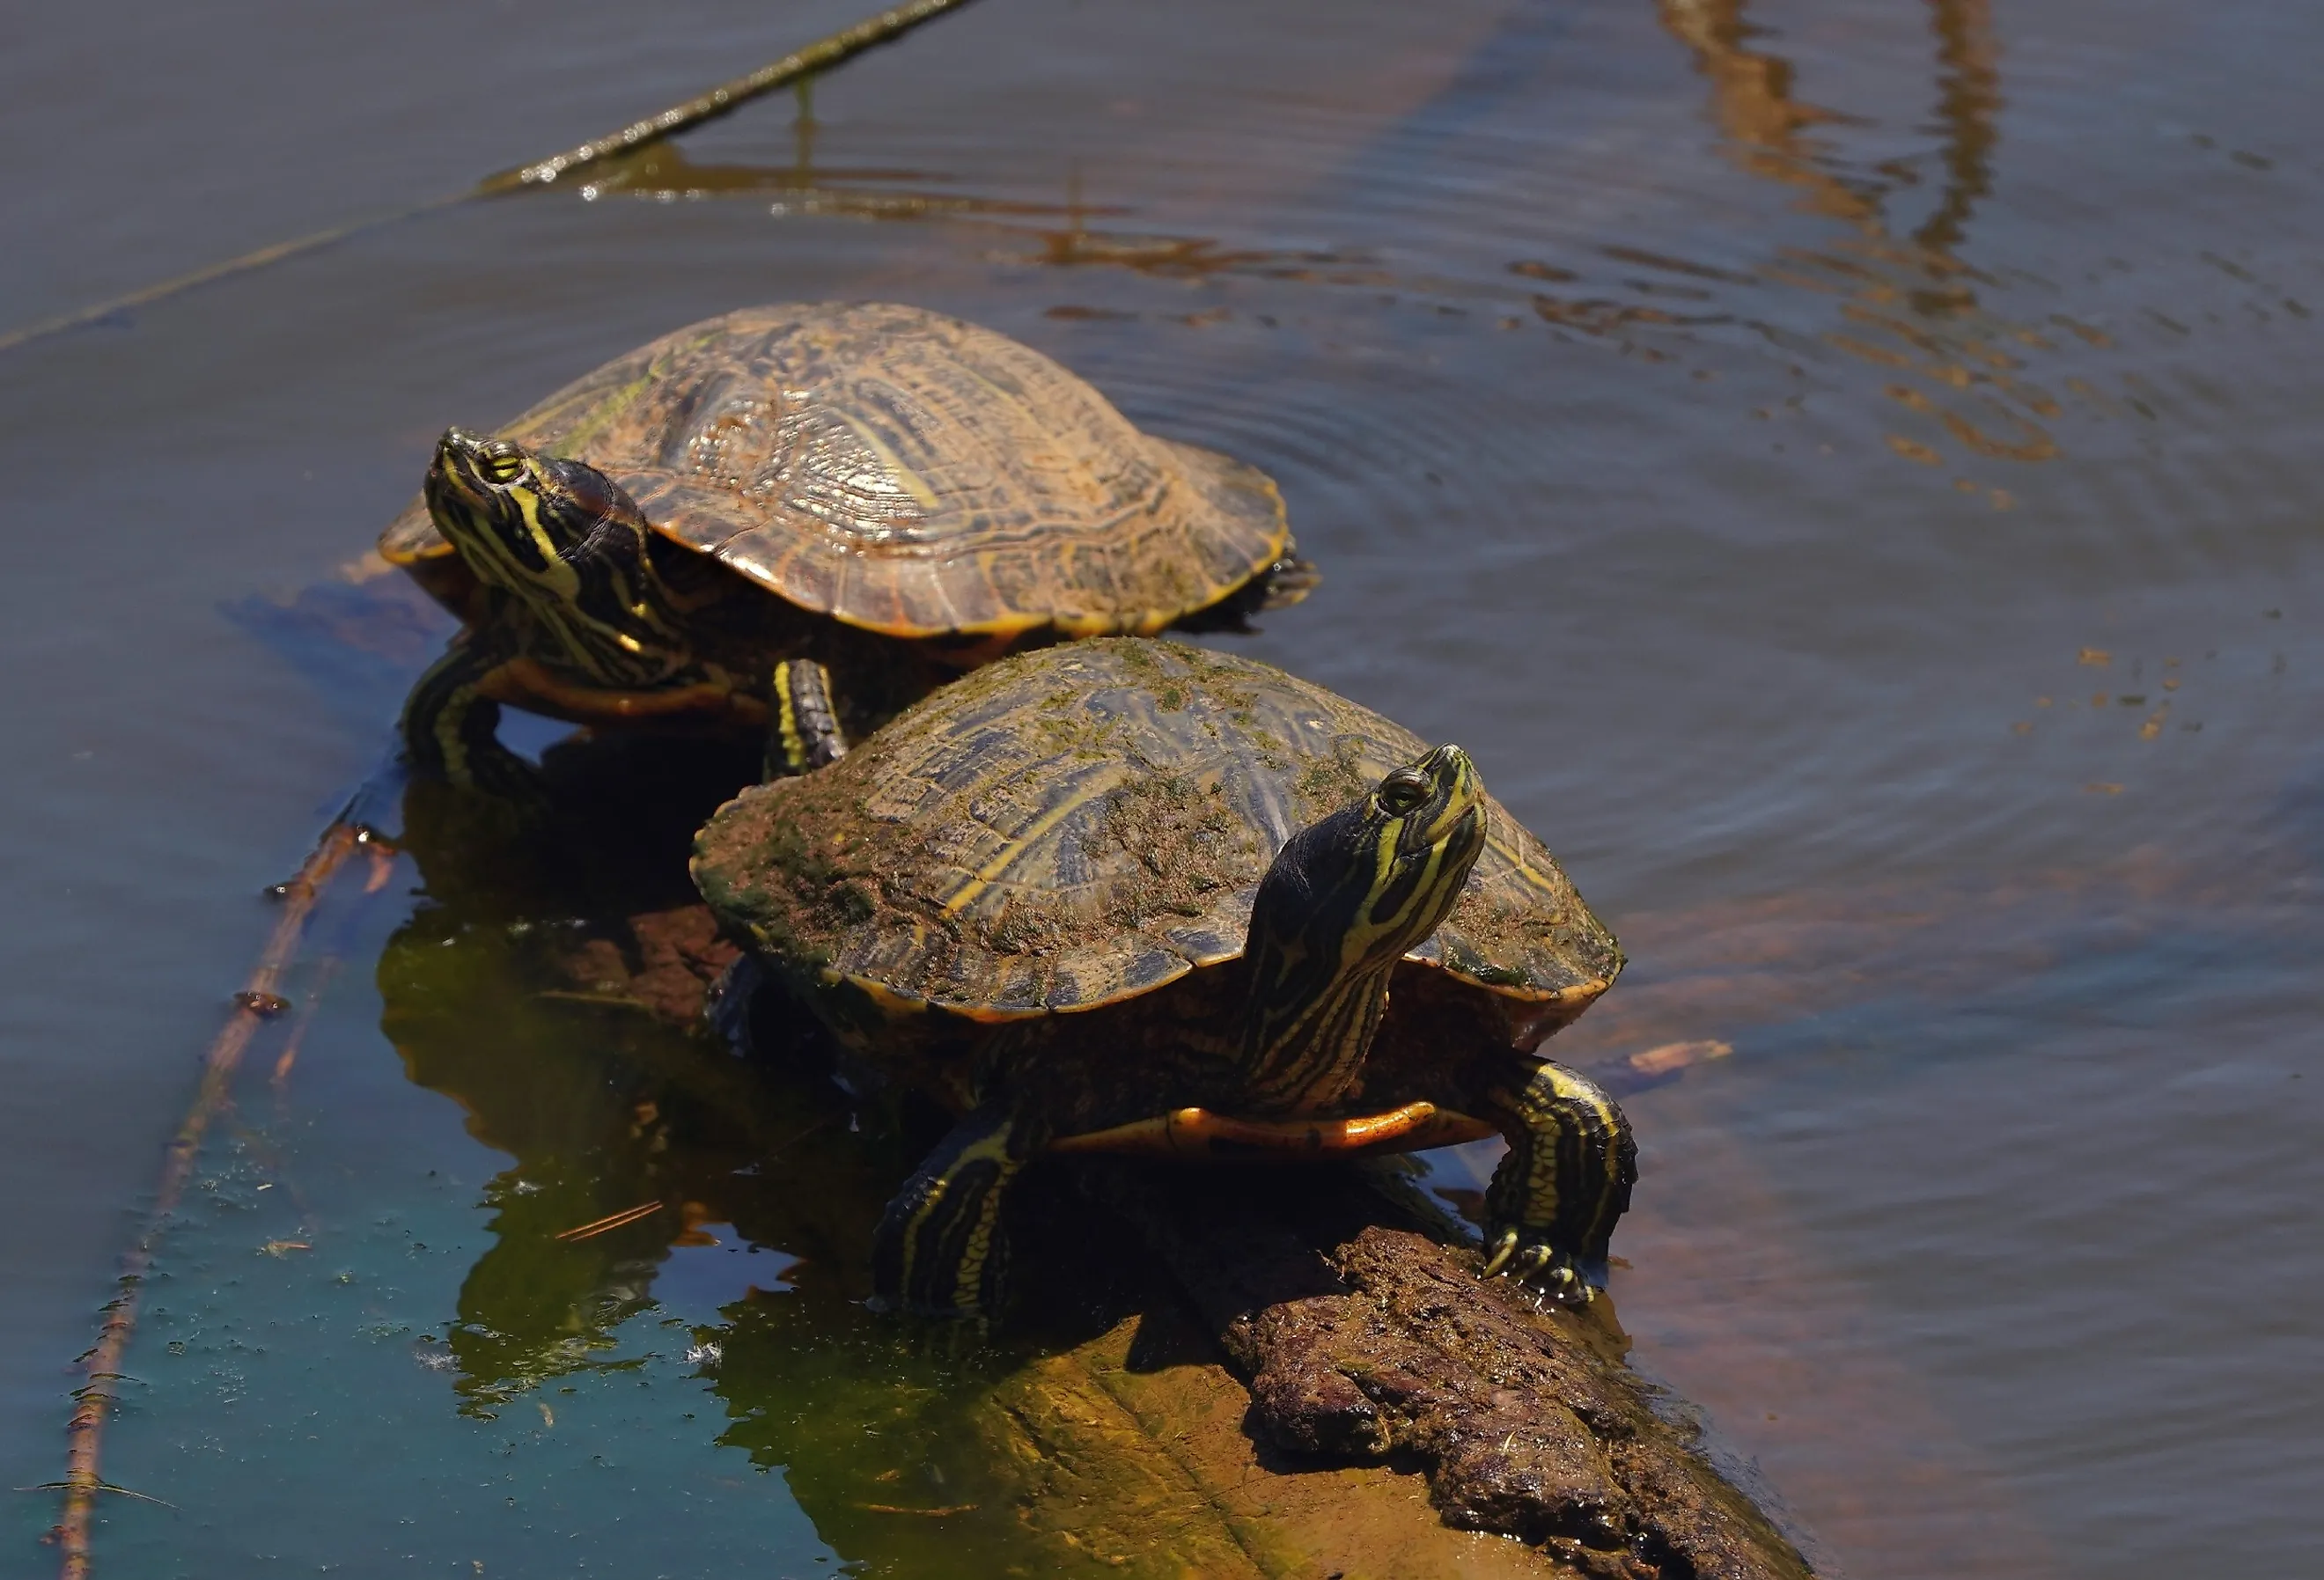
[379,303,1291,639]
[693,640,1623,1025]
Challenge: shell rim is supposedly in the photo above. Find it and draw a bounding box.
[379,428,1291,640]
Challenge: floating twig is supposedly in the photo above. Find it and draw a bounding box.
[269,959,343,1088]
[1626,1038,1734,1077]
[18,1481,178,1512]
[0,198,471,357]
[53,819,364,1576]
[534,989,657,1012]
[554,1202,666,1243]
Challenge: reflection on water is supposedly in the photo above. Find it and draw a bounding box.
[556,0,2284,510]
[12,0,2323,1575]
[371,736,1244,1574]
[573,136,1114,225]
[1657,0,2060,476]
[1658,0,2002,249]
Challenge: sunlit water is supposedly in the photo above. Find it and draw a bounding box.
[3,0,2318,1575]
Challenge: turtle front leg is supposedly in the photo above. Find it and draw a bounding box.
[872,1099,1050,1319]
[400,636,547,804]
[766,658,849,778]
[1475,1057,1637,1306]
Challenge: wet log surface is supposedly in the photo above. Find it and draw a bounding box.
[1107,1170,1809,1579]
[563,902,1813,1578]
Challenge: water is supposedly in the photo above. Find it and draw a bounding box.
[4,0,2318,1573]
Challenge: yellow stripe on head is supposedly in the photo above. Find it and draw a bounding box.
[1236,745,1488,1113]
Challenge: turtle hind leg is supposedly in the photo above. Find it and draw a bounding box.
[872,1099,1048,1319]
[1254,550,1320,611]
[766,658,848,779]
[1165,551,1322,636]
[399,637,547,805]
[1477,1058,1637,1305]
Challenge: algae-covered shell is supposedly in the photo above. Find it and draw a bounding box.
[693,639,1621,1037]
[379,303,1292,640]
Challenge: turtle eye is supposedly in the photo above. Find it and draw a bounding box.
[1377,768,1430,816]
[477,441,526,485]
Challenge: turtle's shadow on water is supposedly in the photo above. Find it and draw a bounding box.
[392,722,762,919]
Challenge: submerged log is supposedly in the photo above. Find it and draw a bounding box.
[562,904,1813,1578]
[981,1300,1593,1578]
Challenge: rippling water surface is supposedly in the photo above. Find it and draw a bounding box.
[3,1,2317,1575]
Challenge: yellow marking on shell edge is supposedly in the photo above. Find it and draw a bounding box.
[1049,606,1181,639]
[813,966,1048,1028]
[1545,979,1610,1009]
[945,999,1055,1025]
[812,582,1188,644]
[824,604,1048,643]
[1500,978,1614,1052]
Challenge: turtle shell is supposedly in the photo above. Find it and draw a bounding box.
[379,303,1291,639]
[693,639,1622,1035]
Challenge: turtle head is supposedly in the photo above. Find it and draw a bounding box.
[425,430,686,682]
[1235,746,1487,1112]
[425,429,652,589]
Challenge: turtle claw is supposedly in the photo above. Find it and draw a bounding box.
[1481,1229,1596,1308]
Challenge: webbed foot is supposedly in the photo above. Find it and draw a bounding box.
[871,1099,1045,1320]
[400,636,555,817]
[1475,1058,1636,1309]
[1480,1227,1595,1307]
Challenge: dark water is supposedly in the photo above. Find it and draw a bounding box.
[4,0,2318,1574]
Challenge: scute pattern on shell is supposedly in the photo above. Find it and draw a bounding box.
[692,640,1623,1020]
[379,303,1289,637]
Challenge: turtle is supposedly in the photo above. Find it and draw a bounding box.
[379,302,1313,799]
[690,637,1635,1319]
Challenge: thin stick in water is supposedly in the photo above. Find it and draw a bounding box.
[0,0,989,356]
[0,195,469,357]
[477,0,989,193]
[45,0,1000,1562]
[555,1202,666,1243]
[51,821,366,1578]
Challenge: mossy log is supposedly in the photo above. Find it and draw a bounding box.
[980,1301,1587,1578]
[565,904,1813,1579]
[1094,1169,1809,1579]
